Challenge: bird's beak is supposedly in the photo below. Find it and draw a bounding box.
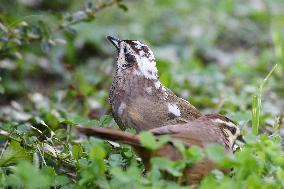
[107,36,121,50]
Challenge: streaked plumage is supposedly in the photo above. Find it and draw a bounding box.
[107,36,202,132]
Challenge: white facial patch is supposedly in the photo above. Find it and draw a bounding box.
[132,41,158,80]
[118,102,126,115]
[137,56,158,80]
[167,103,181,117]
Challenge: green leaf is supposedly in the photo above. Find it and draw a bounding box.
[99,115,113,125]
[139,132,169,150]
[156,135,170,147]
[6,161,51,189]
[172,140,185,153]
[211,169,224,180]
[151,157,184,177]
[108,154,124,167]
[0,141,31,166]
[89,145,106,160]
[139,132,157,150]
[41,166,69,186]
[67,115,100,127]
[72,144,83,160]
[109,163,144,187]
[41,166,56,183]
[184,145,205,164]
[205,144,225,164]
[54,175,70,186]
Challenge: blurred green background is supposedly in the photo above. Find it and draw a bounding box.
[0,0,284,188]
[1,0,283,130]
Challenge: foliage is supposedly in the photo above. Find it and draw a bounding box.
[0,0,284,188]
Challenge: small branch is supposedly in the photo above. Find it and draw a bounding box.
[94,0,122,12]
[58,0,123,30]
[0,129,76,170]
[0,0,124,57]
[0,130,21,143]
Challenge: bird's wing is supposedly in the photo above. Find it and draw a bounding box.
[150,122,227,148]
[149,124,182,135]
[76,127,141,147]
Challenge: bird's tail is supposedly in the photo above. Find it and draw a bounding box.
[76,127,141,147]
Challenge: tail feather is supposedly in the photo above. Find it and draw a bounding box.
[76,127,141,147]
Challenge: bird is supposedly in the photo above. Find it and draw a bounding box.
[107,36,202,132]
[77,113,244,185]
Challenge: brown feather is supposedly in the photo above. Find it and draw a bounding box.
[77,114,241,185]
[108,37,202,132]
[76,127,141,147]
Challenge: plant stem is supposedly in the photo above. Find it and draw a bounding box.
[252,64,278,135]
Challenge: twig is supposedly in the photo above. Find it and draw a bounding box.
[0,0,124,57]
[57,0,123,31]
[94,0,122,12]
[0,129,76,170]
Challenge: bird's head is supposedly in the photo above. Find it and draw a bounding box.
[206,114,245,151]
[107,36,158,80]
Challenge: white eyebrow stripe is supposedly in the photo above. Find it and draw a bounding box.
[213,118,236,127]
